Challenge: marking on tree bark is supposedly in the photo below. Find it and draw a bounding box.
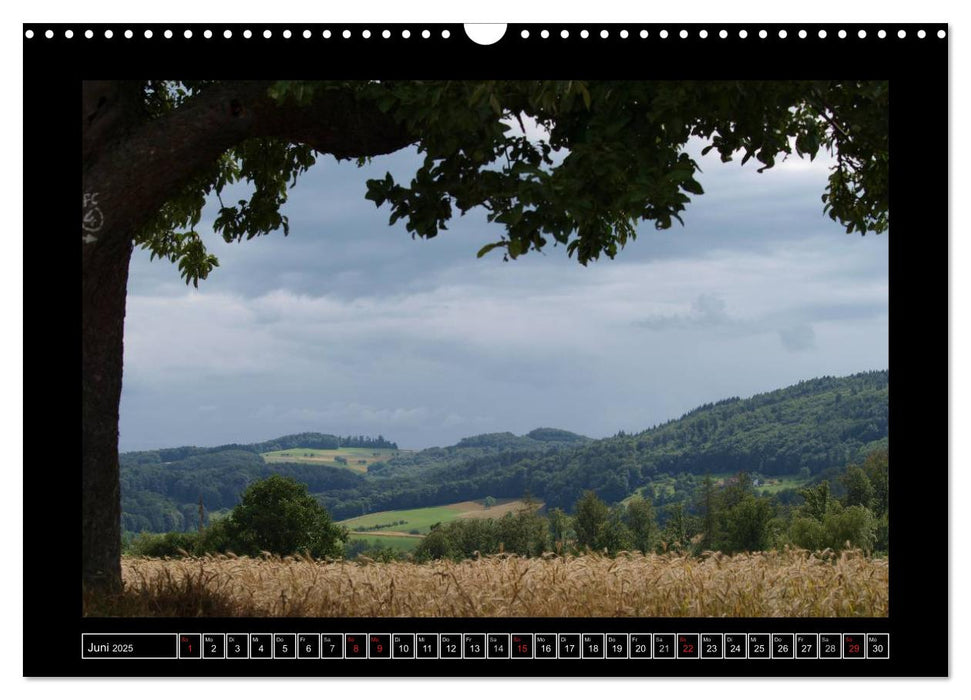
[82,191,104,243]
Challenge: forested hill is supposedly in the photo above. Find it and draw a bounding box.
[119,371,887,531]
[121,432,398,466]
[119,427,590,532]
[527,370,888,510]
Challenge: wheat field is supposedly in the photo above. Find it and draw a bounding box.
[88,549,888,617]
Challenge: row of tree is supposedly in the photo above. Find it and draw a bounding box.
[411,450,889,561]
[130,449,888,562]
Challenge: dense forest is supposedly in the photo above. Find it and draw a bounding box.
[120,371,887,533]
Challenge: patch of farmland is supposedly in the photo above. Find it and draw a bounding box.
[339,499,541,537]
[260,447,401,472]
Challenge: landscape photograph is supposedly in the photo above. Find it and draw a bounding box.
[82,80,890,617]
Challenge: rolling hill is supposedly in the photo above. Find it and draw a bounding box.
[118,370,887,533]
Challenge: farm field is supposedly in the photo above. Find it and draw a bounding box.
[260,447,401,472]
[339,498,541,536]
[97,550,889,617]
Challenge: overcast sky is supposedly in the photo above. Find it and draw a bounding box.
[119,134,888,452]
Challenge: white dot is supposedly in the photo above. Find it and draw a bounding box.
[581,29,589,38]
[183,29,192,39]
[541,29,549,39]
[738,29,747,39]
[699,29,708,39]
[778,29,787,39]
[126,29,135,39]
[759,29,767,39]
[401,29,409,38]
[897,30,906,38]
[421,29,430,38]
[283,30,291,38]
[878,29,886,39]
[720,29,728,39]
[104,29,113,38]
[561,29,569,39]
[600,29,608,39]
[838,30,847,38]
[639,29,648,38]
[660,29,668,39]
[362,29,371,39]
[164,29,172,39]
[144,29,153,39]
[620,29,628,38]
[917,29,926,38]
[676,29,685,39]
[938,29,946,38]
[818,29,827,39]
[44,29,53,38]
[85,29,93,39]
[798,29,807,39]
[223,30,232,39]
[858,30,867,39]
[65,29,73,39]
[342,29,351,39]
[263,30,272,39]
[323,30,332,38]
[24,29,33,39]
[441,29,450,38]
[304,29,312,38]
[520,29,529,38]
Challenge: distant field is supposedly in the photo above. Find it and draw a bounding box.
[261,447,401,472]
[339,499,541,537]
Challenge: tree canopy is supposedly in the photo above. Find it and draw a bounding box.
[227,475,347,558]
[113,80,888,286]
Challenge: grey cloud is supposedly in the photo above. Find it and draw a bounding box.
[779,324,817,352]
[119,140,888,452]
[636,293,732,330]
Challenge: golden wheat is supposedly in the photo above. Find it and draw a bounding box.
[89,549,888,617]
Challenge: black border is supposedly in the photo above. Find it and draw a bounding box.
[24,22,948,677]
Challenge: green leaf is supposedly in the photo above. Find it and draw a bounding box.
[476,241,505,258]
[682,179,704,195]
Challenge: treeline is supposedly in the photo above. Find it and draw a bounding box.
[410,449,889,563]
[122,432,399,467]
[129,449,888,564]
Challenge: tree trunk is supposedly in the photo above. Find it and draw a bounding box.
[81,234,133,596]
[79,80,414,599]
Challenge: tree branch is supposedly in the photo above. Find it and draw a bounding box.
[81,81,415,254]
